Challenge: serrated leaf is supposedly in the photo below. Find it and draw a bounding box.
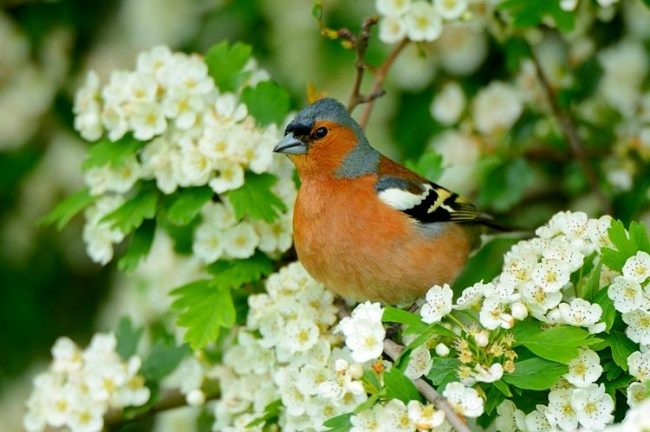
[629,222,650,253]
[39,188,94,230]
[579,262,601,302]
[426,357,459,387]
[404,152,443,182]
[323,413,352,432]
[171,279,236,350]
[204,41,252,92]
[382,306,427,331]
[140,341,190,382]
[165,187,213,226]
[605,331,638,371]
[246,400,282,428]
[513,321,595,364]
[102,187,159,234]
[206,252,274,287]
[503,358,567,390]
[383,367,421,403]
[227,172,287,222]
[593,287,616,332]
[240,81,291,126]
[118,219,156,272]
[602,220,636,272]
[115,316,143,360]
[83,135,145,170]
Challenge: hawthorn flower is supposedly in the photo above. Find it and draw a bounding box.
[571,383,614,430]
[454,281,487,310]
[479,296,513,330]
[420,284,453,323]
[193,224,224,263]
[404,1,443,42]
[209,159,245,193]
[379,16,407,44]
[434,0,468,20]
[532,259,571,293]
[623,309,650,344]
[222,222,259,259]
[407,401,445,430]
[525,405,558,432]
[608,276,644,313]
[564,348,602,388]
[622,251,650,284]
[474,363,504,383]
[284,318,319,353]
[376,0,412,17]
[130,101,167,140]
[404,345,433,379]
[546,388,578,431]
[430,82,465,125]
[627,350,650,381]
[495,400,527,432]
[339,302,385,363]
[350,406,381,432]
[626,382,648,407]
[377,399,414,432]
[558,298,603,330]
[442,382,483,418]
[472,81,523,135]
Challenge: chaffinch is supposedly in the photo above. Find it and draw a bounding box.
[273,98,496,304]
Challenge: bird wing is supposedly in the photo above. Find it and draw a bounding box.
[375,156,493,225]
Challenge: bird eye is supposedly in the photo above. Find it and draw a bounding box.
[312,127,328,140]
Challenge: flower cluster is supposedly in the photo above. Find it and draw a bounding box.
[338,301,386,363]
[376,0,469,44]
[24,334,149,432]
[73,45,296,265]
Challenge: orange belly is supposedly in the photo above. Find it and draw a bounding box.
[293,175,471,304]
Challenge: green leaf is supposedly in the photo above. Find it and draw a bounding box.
[165,187,213,226]
[102,187,159,234]
[83,135,145,170]
[405,152,443,182]
[323,413,352,432]
[641,0,650,9]
[382,306,426,331]
[383,367,421,403]
[630,222,650,253]
[397,324,455,368]
[602,220,636,272]
[503,358,567,390]
[171,280,237,350]
[498,0,574,32]
[206,251,275,287]
[494,380,512,397]
[246,400,282,428]
[593,287,616,332]
[204,41,252,92]
[115,316,143,360]
[513,321,596,364]
[140,341,190,382]
[485,385,507,415]
[39,188,94,230]
[605,331,638,371]
[312,0,323,20]
[227,172,287,222]
[240,81,291,126]
[578,262,601,302]
[118,219,156,272]
[427,357,459,387]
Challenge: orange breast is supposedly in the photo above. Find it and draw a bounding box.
[293,175,471,304]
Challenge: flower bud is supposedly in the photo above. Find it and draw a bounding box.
[435,343,450,357]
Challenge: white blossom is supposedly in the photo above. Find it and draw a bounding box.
[420,284,453,323]
[442,382,483,418]
[407,401,445,430]
[564,348,603,388]
[622,251,650,284]
[404,1,443,42]
[627,350,650,381]
[434,0,468,20]
[472,82,523,135]
[430,82,465,125]
[623,309,650,345]
[608,276,644,313]
[571,383,614,430]
[546,387,578,431]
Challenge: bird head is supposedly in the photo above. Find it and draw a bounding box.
[273,98,377,177]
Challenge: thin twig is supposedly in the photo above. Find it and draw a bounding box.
[358,38,409,129]
[529,46,612,214]
[346,16,380,112]
[383,340,472,432]
[104,388,220,429]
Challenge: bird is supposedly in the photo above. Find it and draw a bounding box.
[273,98,497,304]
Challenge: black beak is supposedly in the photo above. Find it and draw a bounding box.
[273,132,307,155]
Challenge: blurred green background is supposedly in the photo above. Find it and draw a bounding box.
[1,0,649,429]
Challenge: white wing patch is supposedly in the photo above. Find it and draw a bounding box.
[378,184,432,211]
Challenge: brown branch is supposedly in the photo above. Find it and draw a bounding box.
[383,340,472,432]
[358,38,409,129]
[104,388,220,429]
[346,16,381,113]
[529,46,612,214]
